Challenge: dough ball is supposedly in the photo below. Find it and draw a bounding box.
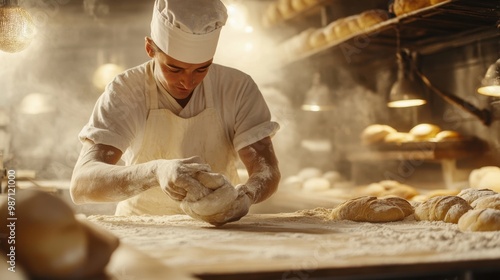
[414,195,472,223]
[330,196,414,223]
[0,190,87,279]
[302,177,331,192]
[384,132,414,143]
[434,130,462,141]
[281,175,304,190]
[322,171,345,186]
[471,194,500,210]
[357,9,389,30]
[181,183,238,217]
[361,124,398,145]
[457,188,497,205]
[196,171,226,190]
[458,208,500,232]
[409,123,441,140]
[297,167,323,180]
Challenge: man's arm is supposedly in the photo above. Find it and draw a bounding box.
[70,139,210,204]
[237,136,281,204]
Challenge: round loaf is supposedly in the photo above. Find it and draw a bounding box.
[330,196,414,223]
[364,180,419,199]
[434,130,462,141]
[357,9,389,30]
[469,167,500,193]
[409,123,441,140]
[457,188,497,205]
[361,124,397,145]
[0,190,87,278]
[471,194,500,210]
[458,208,500,232]
[414,195,472,223]
[384,132,414,143]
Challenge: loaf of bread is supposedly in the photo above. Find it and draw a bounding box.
[309,28,327,49]
[333,18,353,41]
[0,190,119,279]
[357,9,389,30]
[393,0,432,17]
[414,195,472,223]
[324,20,341,42]
[469,166,500,193]
[277,0,294,18]
[345,15,363,35]
[384,132,414,143]
[361,124,397,145]
[471,194,500,210]
[434,130,462,141]
[331,196,414,222]
[409,123,441,140]
[458,208,500,232]
[363,180,419,200]
[457,188,497,205]
[291,0,307,12]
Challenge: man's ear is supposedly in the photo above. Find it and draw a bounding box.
[144,37,155,58]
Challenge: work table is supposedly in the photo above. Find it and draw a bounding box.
[88,212,500,280]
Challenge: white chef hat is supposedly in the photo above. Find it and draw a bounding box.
[150,0,227,64]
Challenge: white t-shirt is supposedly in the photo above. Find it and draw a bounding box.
[79,61,279,163]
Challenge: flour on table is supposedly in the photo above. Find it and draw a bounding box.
[86,212,500,273]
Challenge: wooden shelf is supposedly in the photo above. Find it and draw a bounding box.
[346,137,488,162]
[278,0,500,66]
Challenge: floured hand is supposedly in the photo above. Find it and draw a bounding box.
[180,172,251,226]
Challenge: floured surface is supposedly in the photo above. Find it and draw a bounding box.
[86,212,500,275]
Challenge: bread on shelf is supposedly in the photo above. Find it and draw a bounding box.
[393,0,432,17]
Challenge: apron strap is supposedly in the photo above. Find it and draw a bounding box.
[203,74,215,109]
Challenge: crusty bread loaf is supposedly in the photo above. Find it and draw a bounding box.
[393,0,432,17]
[414,195,472,223]
[324,20,341,42]
[361,124,397,145]
[330,196,414,222]
[457,188,497,205]
[384,132,414,143]
[458,208,500,232]
[469,166,500,193]
[345,15,363,35]
[434,130,462,141]
[409,123,441,140]
[333,18,352,40]
[357,9,389,30]
[363,180,419,200]
[309,28,327,49]
[0,190,119,279]
[471,194,500,210]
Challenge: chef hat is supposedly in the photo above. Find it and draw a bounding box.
[150,0,227,64]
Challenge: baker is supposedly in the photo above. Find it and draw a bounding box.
[70,0,281,224]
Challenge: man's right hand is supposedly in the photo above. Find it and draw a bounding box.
[155,156,212,201]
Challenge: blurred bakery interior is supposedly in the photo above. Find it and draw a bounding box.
[1,0,500,279]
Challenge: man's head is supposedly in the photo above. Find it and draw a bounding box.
[149,0,227,64]
[146,0,227,99]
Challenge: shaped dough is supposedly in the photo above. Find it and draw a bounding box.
[330,196,414,222]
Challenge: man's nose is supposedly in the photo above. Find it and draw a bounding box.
[179,72,194,88]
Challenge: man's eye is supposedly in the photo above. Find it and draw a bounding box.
[196,68,208,73]
[168,67,181,73]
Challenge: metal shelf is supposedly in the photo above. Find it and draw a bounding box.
[280,0,500,66]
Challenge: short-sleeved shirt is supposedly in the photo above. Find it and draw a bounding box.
[79,61,279,164]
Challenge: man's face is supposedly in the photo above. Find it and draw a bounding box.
[154,52,212,100]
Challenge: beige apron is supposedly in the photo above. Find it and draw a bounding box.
[115,61,240,215]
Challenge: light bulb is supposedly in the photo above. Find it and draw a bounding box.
[0,6,36,53]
